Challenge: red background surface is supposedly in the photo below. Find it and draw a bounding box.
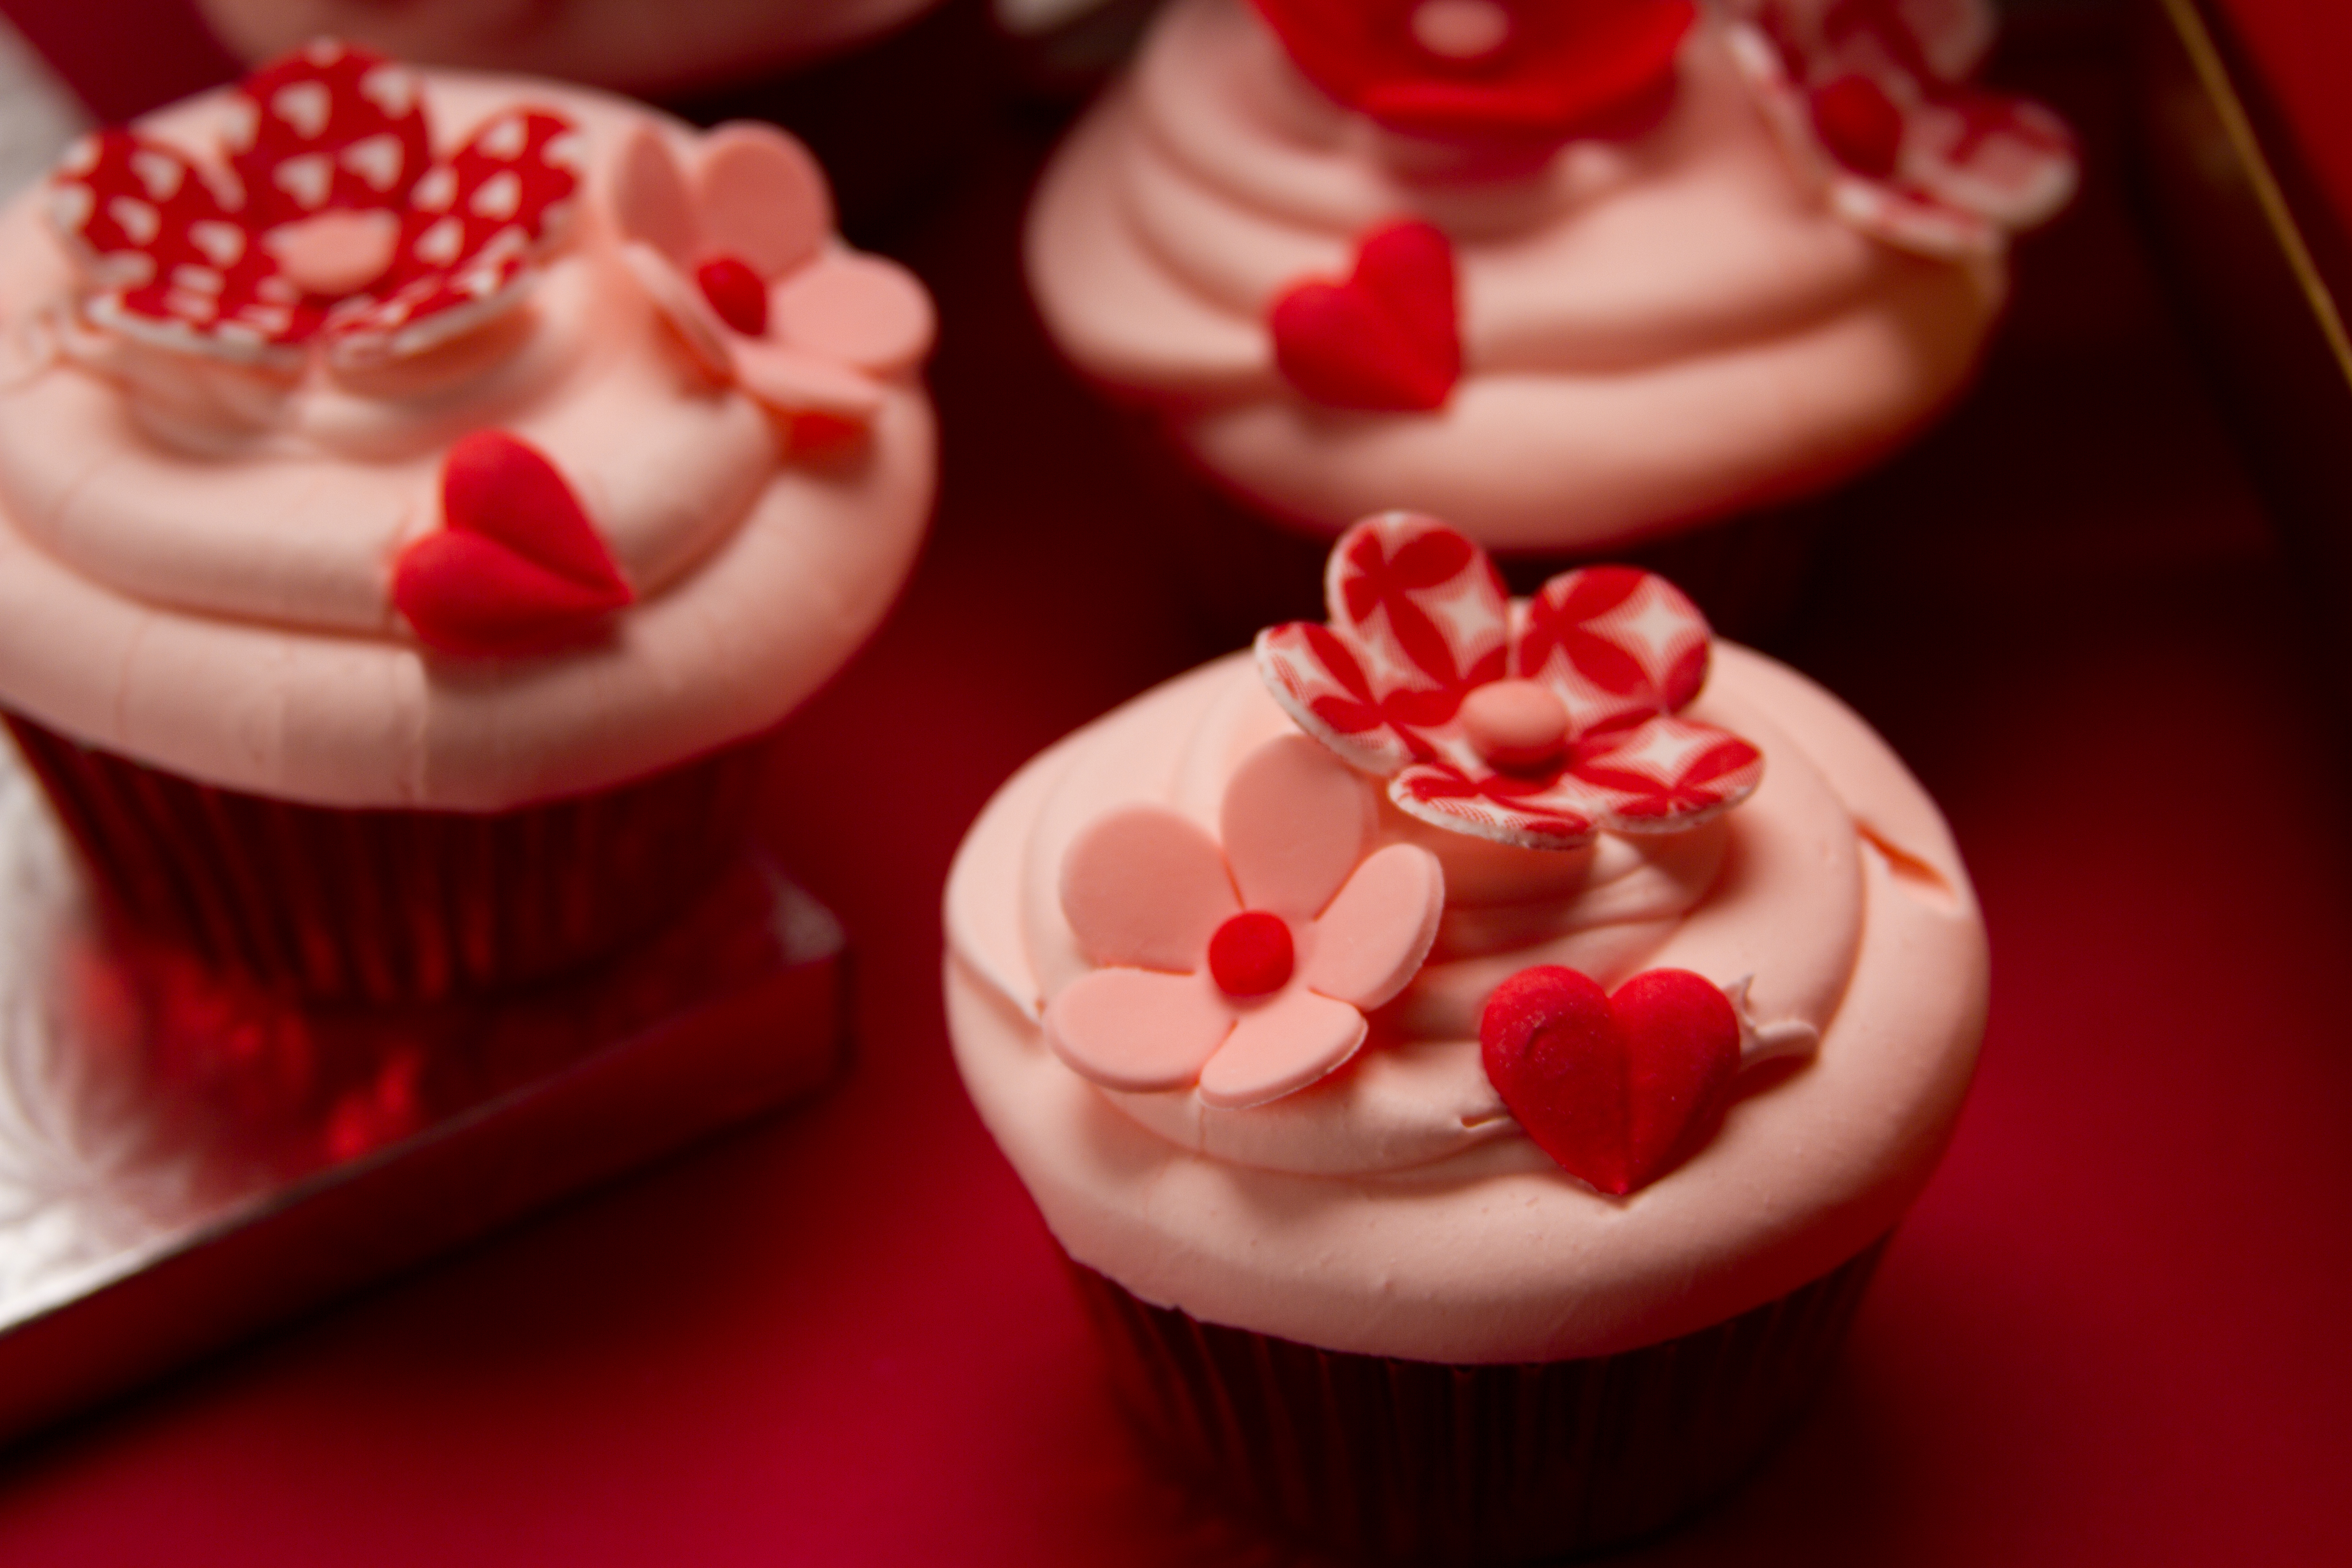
[0,3,2348,1563]
[2207,0,2352,234]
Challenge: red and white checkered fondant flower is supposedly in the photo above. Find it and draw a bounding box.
[1044,735,1444,1110]
[1256,513,1763,849]
[45,40,582,367]
[609,120,933,428]
[1723,0,2077,257]
[1246,0,1697,147]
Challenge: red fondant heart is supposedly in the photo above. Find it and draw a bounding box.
[1270,220,1460,412]
[1479,965,1739,1196]
[393,430,634,657]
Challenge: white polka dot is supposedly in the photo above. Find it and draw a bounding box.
[412,216,463,267]
[272,81,332,141]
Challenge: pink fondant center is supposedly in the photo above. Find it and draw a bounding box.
[266,208,401,297]
[1209,911,1295,998]
[1410,0,1512,63]
[696,255,769,336]
[1460,678,1570,771]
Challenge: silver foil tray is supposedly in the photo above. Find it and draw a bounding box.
[0,752,848,1443]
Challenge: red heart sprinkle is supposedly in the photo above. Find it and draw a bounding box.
[1270,220,1460,412]
[1479,965,1740,1195]
[393,430,634,658]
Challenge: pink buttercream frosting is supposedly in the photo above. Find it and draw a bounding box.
[0,71,935,811]
[946,646,1987,1361]
[1024,0,2003,549]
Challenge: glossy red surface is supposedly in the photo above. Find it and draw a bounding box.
[2210,0,2352,234]
[0,5,2347,1563]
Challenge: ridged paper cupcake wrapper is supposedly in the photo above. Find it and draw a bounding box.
[1068,1238,1887,1564]
[5,717,762,1006]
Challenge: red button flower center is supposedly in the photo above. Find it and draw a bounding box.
[1209,910,1295,998]
[696,255,768,336]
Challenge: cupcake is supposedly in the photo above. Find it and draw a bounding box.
[192,0,991,229]
[0,41,936,1003]
[945,514,1987,1557]
[1024,0,2076,614]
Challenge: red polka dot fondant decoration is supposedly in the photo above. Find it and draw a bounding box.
[45,39,582,366]
[1256,513,1763,850]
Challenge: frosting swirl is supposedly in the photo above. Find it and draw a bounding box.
[0,73,935,810]
[947,647,1988,1361]
[1025,0,2003,548]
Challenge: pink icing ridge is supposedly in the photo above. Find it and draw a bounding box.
[0,74,934,810]
[1024,0,2002,549]
[944,646,1987,1362]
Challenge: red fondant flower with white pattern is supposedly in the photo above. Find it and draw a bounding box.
[1256,513,1763,850]
[45,40,582,366]
[610,121,934,428]
[1724,0,2076,257]
[1246,0,1695,146]
[1044,735,1444,1110]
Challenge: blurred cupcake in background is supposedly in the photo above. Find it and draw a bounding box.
[1025,0,2077,628]
[0,42,936,1003]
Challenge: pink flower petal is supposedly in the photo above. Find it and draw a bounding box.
[1323,513,1509,694]
[731,337,886,421]
[1196,988,1367,1110]
[1568,715,1764,832]
[1254,622,1420,776]
[770,253,935,375]
[1059,805,1238,972]
[694,122,829,279]
[1220,735,1377,922]
[620,241,732,379]
[1389,764,1597,850]
[609,124,698,265]
[1045,968,1234,1094]
[1303,843,1443,1011]
[1516,567,1711,732]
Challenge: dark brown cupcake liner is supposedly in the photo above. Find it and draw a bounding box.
[1068,1237,1888,1563]
[6,716,762,1006]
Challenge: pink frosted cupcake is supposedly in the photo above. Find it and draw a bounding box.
[946,514,1987,1556]
[1025,0,2075,598]
[0,42,936,1002]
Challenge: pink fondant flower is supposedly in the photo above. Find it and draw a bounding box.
[610,120,934,428]
[1044,734,1444,1110]
[1724,0,2077,257]
[1256,514,1763,849]
[45,40,582,366]
[1246,0,1697,147]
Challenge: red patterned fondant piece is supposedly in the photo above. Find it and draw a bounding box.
[392,430,633,658]
[1479,965,1740,1195]
[46,40,582,365]
[1246,0,1696,146]
[1256,514,1763,849]
[1270,220,1461,412]
[1724,0,2077,256]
